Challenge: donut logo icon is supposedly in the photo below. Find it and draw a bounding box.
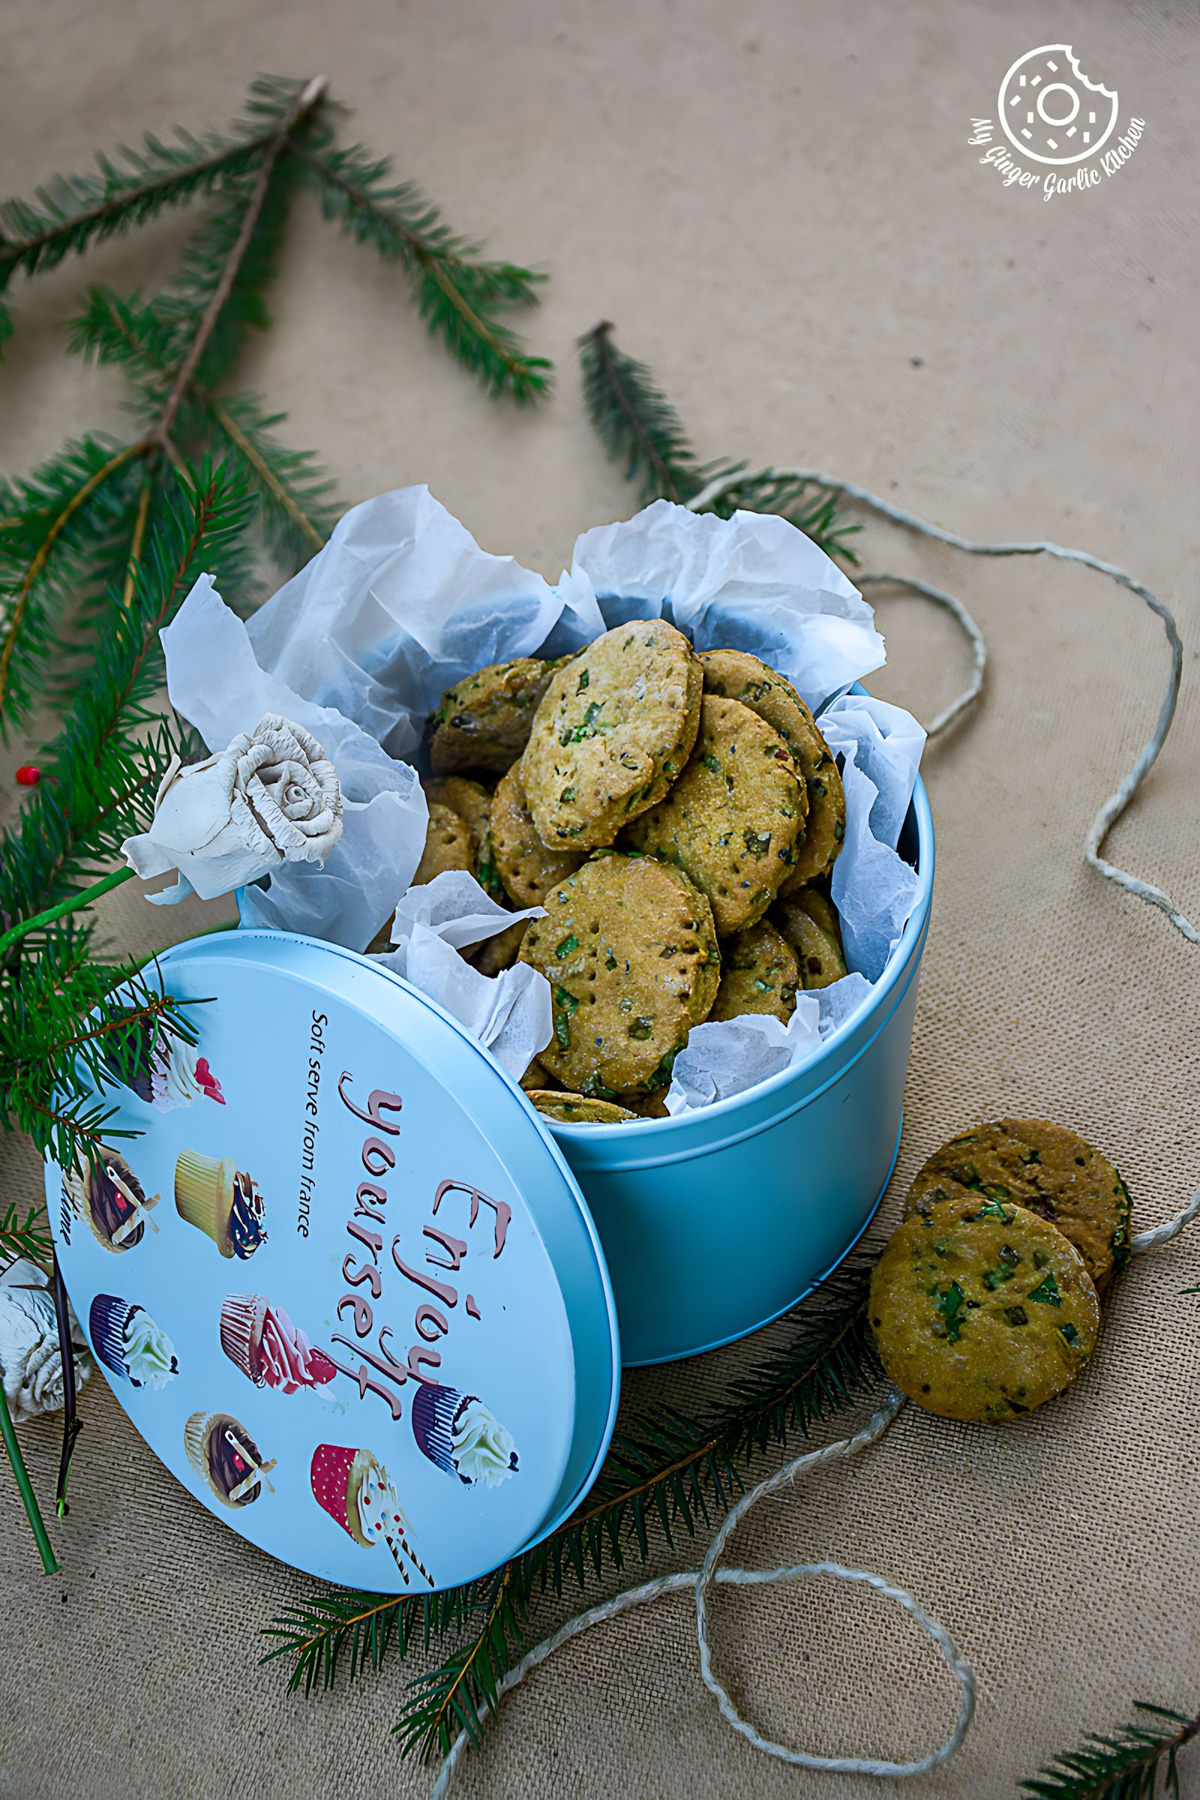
[998,46,1119,166]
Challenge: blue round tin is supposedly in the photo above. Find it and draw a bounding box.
[45,931,620,1595]
[45,775,932,1588]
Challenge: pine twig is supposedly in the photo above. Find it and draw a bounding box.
[1020,1702,1199,1798]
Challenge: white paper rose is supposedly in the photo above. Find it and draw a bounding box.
[121,713,343,903]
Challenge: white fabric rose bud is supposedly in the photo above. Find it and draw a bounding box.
[122,713,343,903]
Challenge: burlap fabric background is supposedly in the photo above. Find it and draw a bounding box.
[1,2,1197,1794]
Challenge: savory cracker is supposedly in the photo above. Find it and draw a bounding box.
[490,761,585,907]
[904,1118,1133,1294]
[622,695,804,935]
[518,853,720,1096]
[773,892,847,989]
[522,621,702,851]
[430,656,569,775]
[412,802,474,886]
[709,918,798,1023]
[527,1090,639,1125]
[790,882,841,944]
[869,1197,1101,1422]
[698,648,844,887]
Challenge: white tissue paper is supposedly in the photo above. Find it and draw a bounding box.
[156,489,925,1115]
[371,871,551,1079]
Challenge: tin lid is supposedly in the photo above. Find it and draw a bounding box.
[45,930,620,1594]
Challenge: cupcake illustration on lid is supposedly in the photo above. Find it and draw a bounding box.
[411,1384,519,1489]
[89,1295,178,1390]
[310,1444,433,1588]
[174,1151,266,1259]
[184,1411,275,1508]
[219,1293,335,1394]
[65,1150,159,1252]
[105,1019,225,1110]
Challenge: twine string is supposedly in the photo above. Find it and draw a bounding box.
[431,479,1197,1793]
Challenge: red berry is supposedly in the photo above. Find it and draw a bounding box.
[15,766,40,787]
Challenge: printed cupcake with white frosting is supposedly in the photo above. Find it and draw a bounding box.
[219,1293,335,1394]
[411,1384,519,1488]
[89,1295,178,1389]
[104,1020,224,1110]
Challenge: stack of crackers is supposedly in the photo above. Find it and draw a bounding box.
[400,620,853,1122]
[870,1119,1134,1421]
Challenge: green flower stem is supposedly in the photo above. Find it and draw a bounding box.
[0,864,135,958]
[0,1379,60,1575]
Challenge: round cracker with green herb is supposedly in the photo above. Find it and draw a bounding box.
[772,893,848,988]
[699,647,844,886]
[522,621,702,851]
[424,774,503,897]
[709,918,799,1023]
[430,656,569,775]
[789,882,841,943]
[468,919,529,977]
[518,853,720,1096]
[527,1090,640,1125]
[904,1118,1133,1294]
[869,1197,1101,1422]
[622,694,804,934]
[490,761,585,907]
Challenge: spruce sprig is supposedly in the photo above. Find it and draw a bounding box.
[578,319,859,561]
[263,1259,878,1764]
[1020,1702,1198,1798]
[292,138,552,401]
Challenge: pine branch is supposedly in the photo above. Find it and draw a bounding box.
[0,436,150,731]
[1020,1703,1198,1799]
[578,321,859,561]
[292,139,551,401]
[206,393,336,561]
[578,320,700,503]
[0,73,324,310]
[0,1199,52,1264]
[264,1260,878,1765]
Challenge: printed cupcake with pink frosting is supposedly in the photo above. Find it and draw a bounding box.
[411,1384,519,1489]
[310,1443,433,1587]
[106,1020,224,1110]
[219,1293,335,1394]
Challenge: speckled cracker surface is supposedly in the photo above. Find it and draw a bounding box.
[522,621,701,851]
[624,695,803,934]
[904,1118,1133,1294]
[698,646,844,888]
[869,1199,1101,1423]
[430,656,567,774]
[709,918,798,1022]
[490,761,585,906]
[518,853,720,1096]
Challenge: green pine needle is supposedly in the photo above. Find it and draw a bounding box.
[1020,1702,1198,1799]
[293,138,552,401]
[0,1199,53,1265]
